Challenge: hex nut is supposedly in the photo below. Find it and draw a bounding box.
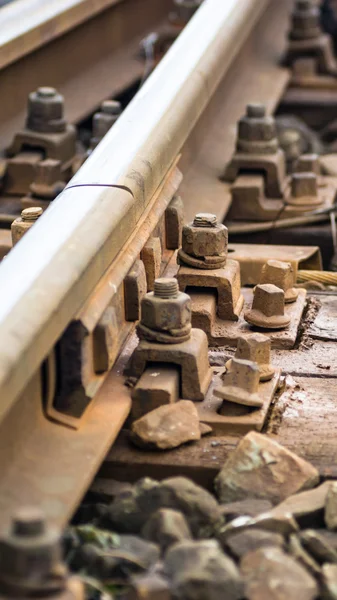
[27,87,66,134]
[244,283,291,330]
[215,357,262,408]
[141,288,191,333]
[260,259,299,304]
[291,172,317,198]
[289,0,321,41]
[237,104,278,154]
[0,508,63,591]
[295,153,320,175]
[227,333,275,382]
[181,216,228,259]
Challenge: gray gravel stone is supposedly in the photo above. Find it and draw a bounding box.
[326,482,337,530]
[142,509,192,555]
[102,478,158,533]
[300,529,337,564]
[220,498,273,521]
[131,401,201,450]
[224,528,284,559]
[105,477,222,539]
[321,564,337,600]
[137,477,222,539]
[241,546,319,600]
[271,481,331,528]
[165,539,244,600]
[288,534,321,577]
[218,511,298,543]
[215,432,319,505]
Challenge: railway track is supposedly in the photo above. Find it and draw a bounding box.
[2,0,337,597]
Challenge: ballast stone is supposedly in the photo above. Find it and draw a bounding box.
[271,480,331,527]
[223,528,285,559]
[164,539,244,600]
[321,564,337,600]
[142,508,192,555]
[214,431,319,505]
[241,546,319,600]
[130,400,201,450]
[325,482,337,530]
[104,476,222,539]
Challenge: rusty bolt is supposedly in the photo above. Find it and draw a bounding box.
[289,172,322,207]
[180,213,228,267]
[138,278,191,343]
[27,87,66,134]
[215,357,262,408]
[21,207,43,221]
[237,104,278,155]
[0,507,65,595]
[30,159,65,200]
[91,100,122,148]
[295,153,320,175]
[260,259,299,303]
[244,283,291,329]
[289,0,321,41]
[291,172,317,197]
[227,333,275,382]
[11,207,43,246]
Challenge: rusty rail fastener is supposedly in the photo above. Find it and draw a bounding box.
[289,0,322,41]
[214,357,263,408]
[287,172,322,207]
[90,100,122,149]
[178,212,228,269]
[177,213,243,322]
[11,207,43,246]
[244,283,291,330]
[259,260,299,304]
[224,104,286,198]
[130,277,212,401]
[27,87,66,134]
[0,507,83,600]
[226,333,275,382]
[137,277,192,344]
[237,103,279,156]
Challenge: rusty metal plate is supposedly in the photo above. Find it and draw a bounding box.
[228,243,322,285]
[197,367,281,436]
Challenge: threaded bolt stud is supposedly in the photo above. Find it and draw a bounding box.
[101,100,122,115]
[246,103,266,119]
[21,207,43,222]
[193,213,217,228]
[13,507,45,537]
[154,278,179,299]
[37,87,57,98]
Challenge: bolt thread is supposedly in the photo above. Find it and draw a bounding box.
[37,87,57,98]
[247,103,266,119]
[193,213,217,227]
[13,508,45,537]
[154,278,179,299]
[101,100,122,115]
[21,207,43,222]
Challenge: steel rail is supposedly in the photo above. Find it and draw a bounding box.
[0,0,270,420]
